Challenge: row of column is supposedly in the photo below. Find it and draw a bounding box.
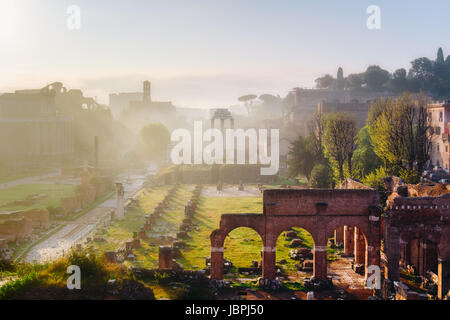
[385,226,449,299]
[335,226,368,271]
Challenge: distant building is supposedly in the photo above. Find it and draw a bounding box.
[109,92,142,117]
[0,83,74,161]
[317,100,371,129]
[0,82,113,167]
[428,100,450,171]
[117,81,176,128]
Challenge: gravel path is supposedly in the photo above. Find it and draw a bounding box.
[23,171,149,264]
[201,186,261,197]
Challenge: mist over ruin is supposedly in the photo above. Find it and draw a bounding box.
[0,0,449,307]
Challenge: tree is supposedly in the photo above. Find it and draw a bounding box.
[409,57,434,88]
[140,122,170,162]
[323,112,357,182]
[364,65,391,91]
[345,73,364,90]
[238,94,258,115]
[306,111,325,163]
[336,67,345,90]
[437,47,445,64]
[310,163,333,188]
[367,93,432,174]
[315,74,335,89]
[287,136,316,181]
[388,68,409,92]
[352,126,383,180]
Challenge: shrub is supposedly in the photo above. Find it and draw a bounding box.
[310,164,333,188]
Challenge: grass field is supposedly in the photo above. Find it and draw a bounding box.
[93,184,337,275]
[0,184,76,213]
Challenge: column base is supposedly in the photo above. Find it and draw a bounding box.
[258,277,281,290]
[304,277,333,291]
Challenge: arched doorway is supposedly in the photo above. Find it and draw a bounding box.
[223,227,263,278]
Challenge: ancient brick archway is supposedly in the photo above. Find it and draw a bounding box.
[210,189,382,282]
[384,195,450,299]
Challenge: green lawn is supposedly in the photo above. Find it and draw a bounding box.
[92,184,337,275]
[0,184,76,212]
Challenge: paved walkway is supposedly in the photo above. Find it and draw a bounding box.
[24,171,149,263]
[0,171,60,190]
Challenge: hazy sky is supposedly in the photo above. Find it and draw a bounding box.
[0,0,449,108]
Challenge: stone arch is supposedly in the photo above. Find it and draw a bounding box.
[275,226,315,276]
[223,226,264,274]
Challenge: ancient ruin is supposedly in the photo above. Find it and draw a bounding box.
[210,189,382,285]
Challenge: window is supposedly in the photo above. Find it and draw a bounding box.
[446,146,449,153]
[439,111,443,122]
[437,144,440,152]
[435,126,441,135]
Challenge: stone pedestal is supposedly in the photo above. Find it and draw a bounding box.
[159,246,173,270]
[438,258,449,300]
[210,248,224,280]
[313,245,328,281]
[115,183,125,220]
[354,227,366,266]
[344,226,354,256]
[262,247,276,280]
[334,226,344,246]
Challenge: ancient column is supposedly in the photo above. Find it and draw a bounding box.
[343,226,354,256]
[354,227,366,266]
[313,244,328,281]
[115,183,125,220]
[437,258,449,300]
[384,225,401,281]
[230,118,235,129]
[210,246,224,280]
[334,226,344,246]
[262,242,276,280]
[220,119,225,133]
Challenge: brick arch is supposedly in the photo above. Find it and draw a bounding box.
[209,189,382,282]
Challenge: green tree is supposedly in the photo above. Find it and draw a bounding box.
[364,65,391,92]
[336,67,345,90]
[315,74,335,89]
[287,136,316,181]
[352,127,382,180]
[323,112,357,182]
[310,163,333,188]
[140,122,170,161]
[367,93,431,174]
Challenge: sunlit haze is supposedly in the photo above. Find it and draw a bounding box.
[0,0,449,107]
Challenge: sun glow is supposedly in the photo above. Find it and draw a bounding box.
[0,0,22,40]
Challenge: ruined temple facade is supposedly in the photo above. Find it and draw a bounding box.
[0,83,74,161]
[210,181,450,299]
[384,195,450,299]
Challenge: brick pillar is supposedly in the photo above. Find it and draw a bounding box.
[334,226,344,246]
[438,258,449,300]
[354,227,366,265]
[313,245,328,281]
[262,245,276,280]
[159,246,173,269]
[419,240,426,276]
[400,239,408,268]
[210,247,224,280]
[384,225,400,281]
[343,226,354,256]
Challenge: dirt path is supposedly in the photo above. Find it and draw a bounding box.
[0,171,60,190]
[327,257,372,300]
[201,186,261,197]
[23,172,149,264]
